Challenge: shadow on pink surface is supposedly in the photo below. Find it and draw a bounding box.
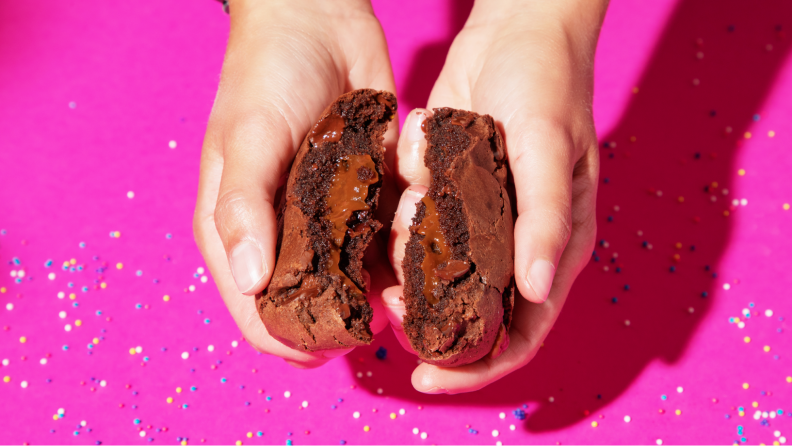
[350,0,791,433]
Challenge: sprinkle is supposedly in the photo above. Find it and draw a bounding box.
[353,412,360,419]
[19,336,26,343]
[744,337,751,343]
[116,263,123,270]
[764,346,771,352]
[677,386,683,393]
[420,432,428,440]
[675,409,682,415]
[492,430,500,437]
[3,376,9,383]
[738,169,746,176]
[284,391,291,398]
[181,352,189,360]
[363,426,370,432]
[127,191,135,199]
[169,140,177,149]
[166,397,173,404]
[624,415,631,422]
[163,295,170,302]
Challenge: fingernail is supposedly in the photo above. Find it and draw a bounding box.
[397,189,425,228]
[527,259,556,303]
[422,386,447,395]
[406,110,427,143]
[229,240,265,294]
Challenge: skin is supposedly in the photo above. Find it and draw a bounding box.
[194,0,607,390]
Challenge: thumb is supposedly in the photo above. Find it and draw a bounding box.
[214,115,294,295]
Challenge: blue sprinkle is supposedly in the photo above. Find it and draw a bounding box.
[257,432,263,437]
[45,259,53,267]
[725,414,731,419]
[266,396,272,401]
[82,286,88,292]
[79,242,86,248]
[87,344,93,349]
[204,319,211,324]
[134,419,141,425]
[749,302,755,307]
[193,347,199,351]
[339,441,346,445]
[136,270,143,277]
[286,440,292,446]
[607,216,613,222]
[701,292,709,298]
[63,345,69,351]
[182,404,188,409]
[96,310,102,315]
[12,257,21,265]
[153,279,159,284]
[661,395,667,400]
[143,357,149,362]
[375,346,387,360]
[132,391,138,395]
[245,402,250,406]
[513,409,526,420]
[74,431,80,436]
[669,266,676,272]
[68,282,74,287]
[468,429,478,434]
[624,285,630,291]
[331,405,336,409]
[73,302,79,307]
[221,378,227,383]
[190,386,197,391]
[338,398,343,402]
[239,385,245,389]
[161,347,167,352]
[166,233,172,239]
[753,114,760,121]
[615,267,621,273]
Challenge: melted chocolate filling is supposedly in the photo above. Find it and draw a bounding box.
[416,196,469,305]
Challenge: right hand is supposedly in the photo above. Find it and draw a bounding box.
[193,0,398,368]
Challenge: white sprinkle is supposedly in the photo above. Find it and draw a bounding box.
[100,380,107,387]
[69,101,76,109]
[376,388,383,394]
[676,386,683,393]
[197,267,205,274]
[59,311,67,319]
[18,270,25,278]
[724,283,731,290]
[765,309,774,317]
[301,401,308,408]
[284,391,291,398]
[509,425,515,431]
[399,409,405,415]
[722,188,729,195]
[742,308,750,316]
[738,322,746,329]
[200,276,208,283]
[140,431,146,437]
[40,358,47,365]
[208,345,215,352]
[624,415,631,422]
[6,303,13,311]
[779,436,786,444]
[65,324,72,332]
[688,307,695,313]
[169,140,177,149]
[499,412,506,419]
[496,442,502,446]
[353,411,360,419]
[624,320,631,326]
[57,292,65,299]
[763,411,769,418]
[548,396,555,403]
[492,430,499,437]
[366,371,372,377]
[231,340,239,348]
[356,372,363,378]
[135,346,143,354]
[774,431,781,438]
[770,411,777,419]
[412,428,419,435]
[1,359,8,366]
[10,270,16,278]
[740,198,748,206]
[57,408,65,415]
[21,381,28,388]
[48,272,56,280]
[754,411,762,420]
[656,440,663,445]
[80,420,87,427]
[732,199,739,206]
[181,352,189,359]
[420,432,427,440]
[127,191,135,199]
[188,285,196,292]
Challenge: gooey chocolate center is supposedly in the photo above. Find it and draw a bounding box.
[416,196,470,305]
[325,154,378,296]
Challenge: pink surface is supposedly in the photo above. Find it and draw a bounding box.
[1,0,791,444]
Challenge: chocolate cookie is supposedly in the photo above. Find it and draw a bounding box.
[402,108,514,367]
[256,89,396,351]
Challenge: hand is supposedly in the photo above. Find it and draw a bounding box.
[383,0,607,393]
[193,0,398,368]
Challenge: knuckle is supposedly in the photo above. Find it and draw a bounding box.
[213,188,252,244]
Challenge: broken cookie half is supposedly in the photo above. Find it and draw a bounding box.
[256,89,396,351]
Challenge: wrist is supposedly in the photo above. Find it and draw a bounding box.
[230,0,374,20]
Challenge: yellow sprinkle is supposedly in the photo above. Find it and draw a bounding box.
[630,136,637,142]
[93,338,100,344]
[675,242,682,249]
[0,287,5,293]
[738,169,746,176]
[786,376,791,383]
[744,132,752,139]
[166,397,173,404]
[389,413,396,420]
[363,426,370,432]
[100,282,107,289]
[70,259,76,265]
[724,210,730,217]
[775,441,781,445]
[769,130,775,137]
[63,261,70,267]
[19,336,26,343]
[752,401,759,408]
[52,414,59,420]
[246,432,253,438]
[764,345,771,352]
[116,263,123,270]
[784,203,790,211]
[235,441,242,446]
[678,196,685,203]
[181,441,187,446]
[176,387,182,393]
[712,181,719,188]
[734,317,741,323]
[739,411,745,417]
[129,348,136,355]
[69,293,76,300]
[743,383,750,389]
[3,376,10,383]
[591,421,598,427]
[632,87,639,94]
[163,295,170,302]
[75,320,82,327]
[114,231,121,238]
[744,336,751,343]
[675,409,682,416]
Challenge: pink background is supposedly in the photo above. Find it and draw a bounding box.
[1,0,791,444]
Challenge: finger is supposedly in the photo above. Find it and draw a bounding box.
[509,122,576,303]
[380,285,417,353]
[213,111,296,295]
[394,108,432,191]
[388,185,428,283]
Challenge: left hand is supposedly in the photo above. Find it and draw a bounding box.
[382,0,607,393]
